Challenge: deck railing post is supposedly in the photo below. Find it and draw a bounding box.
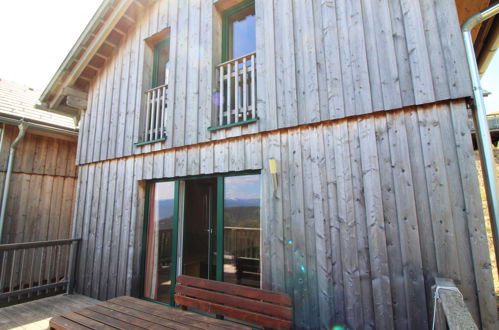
[66,240,78,295]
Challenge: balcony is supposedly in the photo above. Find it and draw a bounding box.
[214,52,257,129]
[141,83,168,144]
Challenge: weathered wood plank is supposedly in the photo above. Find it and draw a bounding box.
[172,0,189,147]
[357,118,393,330]
[333,120,363,329]
[184,0,201,146]
[373,115,409,329]
[117,157,135,296]
[348,119,375,328]
[386,110,428,328]
[107,160,126,298]
[91,161,109,298]
[100,160,117,300]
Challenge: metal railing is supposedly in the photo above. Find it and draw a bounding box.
[216,52,257,127]
[0,238,79,302]
[143,84,168,142]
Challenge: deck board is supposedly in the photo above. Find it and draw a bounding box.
[0,294,99,330]
[49,296,251,330]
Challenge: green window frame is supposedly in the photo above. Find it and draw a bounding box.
[221,0,255,62]
[152,38,170,88]
[139,171,261,307]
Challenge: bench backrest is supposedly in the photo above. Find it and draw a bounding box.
[174,275,293,329]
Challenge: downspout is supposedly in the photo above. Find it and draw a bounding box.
[462,4,499,274]
[0,121,28,243]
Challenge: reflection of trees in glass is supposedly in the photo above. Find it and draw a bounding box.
[224,206,259,228]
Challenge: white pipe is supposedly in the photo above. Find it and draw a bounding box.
[0,121,28,243]
[462,4,499,275]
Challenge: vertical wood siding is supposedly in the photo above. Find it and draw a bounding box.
[76,0,472,165]
[0,126,78,243]
[72,100,496,329]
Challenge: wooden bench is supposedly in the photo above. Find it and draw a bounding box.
[174,275,293,329]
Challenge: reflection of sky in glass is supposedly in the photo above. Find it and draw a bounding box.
[157,181,174,200]
[155,182,175,222]
[225,175,260,201]
[232,13,256,58]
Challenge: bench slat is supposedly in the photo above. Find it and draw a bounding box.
[176,275,292,306]
[175,295,292,330]
[176,284,292,320]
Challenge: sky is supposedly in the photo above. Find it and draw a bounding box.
[482,55,499,114]
[0,0,497,113]
[0,0,102,91]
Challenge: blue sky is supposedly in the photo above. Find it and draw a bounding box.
[225,175,261,200]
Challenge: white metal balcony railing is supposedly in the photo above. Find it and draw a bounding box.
[143,83,168,142]
[216,52,256,127]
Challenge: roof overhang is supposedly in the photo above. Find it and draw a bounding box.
[39,0,152,117]
[0,114,78,141]
[456,0,499,74]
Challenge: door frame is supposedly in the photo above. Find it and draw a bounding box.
[139,170,260,306]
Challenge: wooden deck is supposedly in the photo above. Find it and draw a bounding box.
[0,294,98,330]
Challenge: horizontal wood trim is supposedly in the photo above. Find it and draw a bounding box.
[176,275,292,306]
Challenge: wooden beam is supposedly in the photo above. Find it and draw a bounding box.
[103,40,118,49]
[66,95,88,110]
[62,86,88,99]
[122,13,136,23]
[431,278,478,330]
[113,27,127,36]
[49,0,136,109]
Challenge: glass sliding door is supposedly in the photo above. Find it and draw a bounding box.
[143,182,175,303]
[142,172,261,305]
[223,175,261,287]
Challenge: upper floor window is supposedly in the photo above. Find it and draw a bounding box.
[138,29,170,145]
[152,38,170,88]
[222,0,256,61]
[214,0,257,129]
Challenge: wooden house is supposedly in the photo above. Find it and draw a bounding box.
[40,0,498,328]
[0,79,78,244]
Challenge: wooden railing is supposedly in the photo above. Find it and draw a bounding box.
[143,84,168,142]
[216,52,257,127]
[224,226,260,259]
[0,238,79,302]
